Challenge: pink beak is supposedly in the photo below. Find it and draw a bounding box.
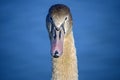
[51,30,64,58]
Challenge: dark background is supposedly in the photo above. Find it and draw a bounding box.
[0,0,120,80]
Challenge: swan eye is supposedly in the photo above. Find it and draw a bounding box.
[65,17,67,21]
[49,17,53,21]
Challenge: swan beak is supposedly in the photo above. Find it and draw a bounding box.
[51,26,65,58]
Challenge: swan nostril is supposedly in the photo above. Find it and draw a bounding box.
[53,51,59,58]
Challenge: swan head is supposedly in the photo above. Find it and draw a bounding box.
[46,4,72,58]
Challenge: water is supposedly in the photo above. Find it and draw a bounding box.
[0,0,120,80]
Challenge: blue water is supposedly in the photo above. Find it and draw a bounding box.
[0,0,120,80]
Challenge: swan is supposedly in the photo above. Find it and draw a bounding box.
[46,4,78,80]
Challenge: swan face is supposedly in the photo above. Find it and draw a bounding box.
[46,4,72,58]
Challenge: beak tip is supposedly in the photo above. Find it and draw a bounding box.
[52,50,61,58]
[53,55,59,58]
